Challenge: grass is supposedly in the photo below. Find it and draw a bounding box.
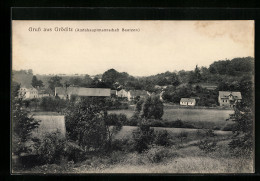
[109,107,234,129]
[113,126,232,141]
[21,140,254,174]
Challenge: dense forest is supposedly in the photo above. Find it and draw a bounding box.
[13,56,254,106]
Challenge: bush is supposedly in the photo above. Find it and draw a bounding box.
[222,123,235,131]
[65,142,86,163]
[197,129,217,153]
[107,151,125,164]
[148,119,165,127]
[176,131,188,143]
[132,120,155,153]
[165,119,195,129]
[145,146,178,163]
[154,130,171,147]
[198,139,217,153]
[126,113,140,126]
[35,131,66,164]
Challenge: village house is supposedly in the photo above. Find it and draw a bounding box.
[55,87,111,99]
[180,98,196,106]
[127,90,149,101]
[37,88,52,98]
[117,89,128,98]
[18,87,39,99]
[218,91,242,107]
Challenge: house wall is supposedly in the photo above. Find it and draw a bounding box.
[180,101,196,106]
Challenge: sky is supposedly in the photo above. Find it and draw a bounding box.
[12,20,254,76]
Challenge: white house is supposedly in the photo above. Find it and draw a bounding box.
[19,87,39,99]
[127,90,149,101]
[180,98,196,106]
[117,89,128,98]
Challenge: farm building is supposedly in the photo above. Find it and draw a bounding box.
[218,91,242,107]
[127,90,149,101]
[37,88,52,98]
[117,89,128,98]
[55,87,111,99]
[180,98,196,106]
[18,87,39,99]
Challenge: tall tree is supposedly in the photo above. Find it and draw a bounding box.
[142,95,164,119]
[65,97,108,151]
[12,93,40,156]
[228,102,253,157]
[102,69,119,87]
[48,76,63,94]
[31,75,43,88]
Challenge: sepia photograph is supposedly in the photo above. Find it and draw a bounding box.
[11,20,254,174]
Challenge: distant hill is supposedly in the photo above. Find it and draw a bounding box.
[12,70,85,88]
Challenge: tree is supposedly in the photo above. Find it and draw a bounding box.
[102,69,119,87]
[142,95,164,119]
[48,76,63,94]
[228,102,253,157]
[64,97,108,152]
[132,119,155,153]
[12,94,40,156]
[31,75,44,88]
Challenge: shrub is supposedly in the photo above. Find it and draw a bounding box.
[148,119,165,127]
[198,129,217,153]
[35,131,66,164]
[65,142,86,163]
[222,123,235,131]
[213,126,221,130]
[154,130,171,147]
[198,139,217,153]
[166,119,195,129]
[127,113,141,126]
[132,120,155,153]
[176,131,188,143]
[145,146,178,163]
[107,151,125,164]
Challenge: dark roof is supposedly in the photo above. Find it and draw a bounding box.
[219,91,242,99]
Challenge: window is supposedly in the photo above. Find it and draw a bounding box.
[223,100,224,102]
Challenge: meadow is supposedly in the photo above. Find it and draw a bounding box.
[109,107,234,130]
[22,127,253,174]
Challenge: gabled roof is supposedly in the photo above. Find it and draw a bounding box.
[20,87,38,92]
[180,98,196,103]
[118,89,127,93]
[219,91,242,99]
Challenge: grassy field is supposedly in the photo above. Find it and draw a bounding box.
[109,107,233,122]
[113,126,232,141]
[23,140,253,174]
[109,107,234,129]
